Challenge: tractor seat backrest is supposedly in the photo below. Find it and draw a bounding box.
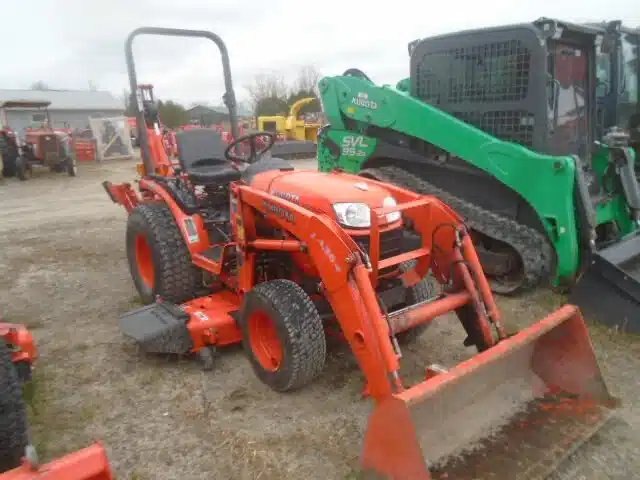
[176,129,227,172]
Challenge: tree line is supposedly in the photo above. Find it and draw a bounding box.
[122,65,322,129]
[31,64,323,130]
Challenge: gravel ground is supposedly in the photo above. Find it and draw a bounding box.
[0,159,638,480]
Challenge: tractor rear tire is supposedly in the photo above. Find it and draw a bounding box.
[396,261,436,344]
[240,280,326,392]
[126,203,201,304]
[0,341,28,473]
[15,157,27,181]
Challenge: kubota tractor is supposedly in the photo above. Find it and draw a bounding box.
[0,321,112,479]
[104,27,616,479]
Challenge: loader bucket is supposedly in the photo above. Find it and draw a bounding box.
[570,234,640,333]
[1,443,113,480]
[361,305,616,480]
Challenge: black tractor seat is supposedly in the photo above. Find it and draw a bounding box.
[176,129,241,185]
[187,160,241,185]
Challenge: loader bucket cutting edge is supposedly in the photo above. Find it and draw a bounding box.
[361,305,616,480]
[569,236,640,333]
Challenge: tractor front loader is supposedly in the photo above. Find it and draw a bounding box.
[317,19,640,333]
[102,27,616,479]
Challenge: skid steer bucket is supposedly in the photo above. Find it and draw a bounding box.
[362,305,616,480]
[570,234,640,333]
[0,443,113,480]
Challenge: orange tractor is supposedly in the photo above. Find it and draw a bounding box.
[104,27,616,479]
[0,321,112,479]
[0,101,77,180]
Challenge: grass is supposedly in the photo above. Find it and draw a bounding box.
[25,364,101,461]
[25,367,55,458]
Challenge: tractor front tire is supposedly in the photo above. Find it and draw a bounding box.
[396,261,437,344]
[126,203,200,304]
[0,341,28,473]
[240,280,326,392]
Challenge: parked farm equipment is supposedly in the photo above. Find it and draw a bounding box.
[102,27,617,479]
[0,101,76,180]
[0,320,112,479]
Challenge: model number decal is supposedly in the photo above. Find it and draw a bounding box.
[194,311,209,322]
[341,135,369,157]
[183,218,200,244]
[351,92,378,109]
[310,232,341,273]
[263,200,295,224]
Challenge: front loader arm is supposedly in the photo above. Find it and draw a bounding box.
[318,75,581,284]
[233,183,399,398]
[233,183,500,398]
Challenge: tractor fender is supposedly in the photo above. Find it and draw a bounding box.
[138,178,210,255]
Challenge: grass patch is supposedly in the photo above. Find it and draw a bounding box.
[25,367,55,458]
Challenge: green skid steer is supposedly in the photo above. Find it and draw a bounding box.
[317,18,640,332]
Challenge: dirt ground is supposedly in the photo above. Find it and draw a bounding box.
[0,159,638,480]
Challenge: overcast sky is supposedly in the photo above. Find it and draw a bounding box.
[1,0,638,108]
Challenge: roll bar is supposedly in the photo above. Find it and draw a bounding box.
[125,27,239,173]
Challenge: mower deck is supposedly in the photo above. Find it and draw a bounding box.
[120,302,193,354]
[120,291,242,355]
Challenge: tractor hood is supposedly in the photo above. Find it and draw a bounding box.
[250,170,400,228]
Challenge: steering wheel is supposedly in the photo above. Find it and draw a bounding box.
[224,132,275,164]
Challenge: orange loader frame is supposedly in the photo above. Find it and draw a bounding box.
[106,170,615,479]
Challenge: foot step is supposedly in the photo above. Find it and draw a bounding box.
[120,302,192,354]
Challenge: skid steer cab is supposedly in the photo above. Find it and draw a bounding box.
[103,27,616,479]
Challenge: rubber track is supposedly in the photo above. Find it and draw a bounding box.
[365,166,555,293]
[130,204,200,304]
[243,280,326,391]
[0,341,28,473]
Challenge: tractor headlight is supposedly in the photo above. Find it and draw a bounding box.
[333,203,371,228]
[383,196,401,223]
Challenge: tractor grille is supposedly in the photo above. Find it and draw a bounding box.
[41,136,59,161]
[453,110,535,147]
[353,228,403,260]
[414,40,531,104]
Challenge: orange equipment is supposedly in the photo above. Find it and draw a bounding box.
[104,27,615,479]
[0,322,36,383]
[0,444,113,480]
[1,322,112,480]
